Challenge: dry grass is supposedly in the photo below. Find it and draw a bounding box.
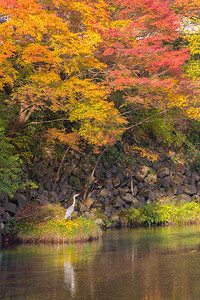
[15,204,102,243]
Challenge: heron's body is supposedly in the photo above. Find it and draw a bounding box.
[65,194,79,220]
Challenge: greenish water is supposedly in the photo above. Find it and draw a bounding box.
[1,225,200,299]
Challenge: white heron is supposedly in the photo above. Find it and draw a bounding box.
[65,193,80,220]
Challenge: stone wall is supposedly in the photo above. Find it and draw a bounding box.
[0,151,200,225]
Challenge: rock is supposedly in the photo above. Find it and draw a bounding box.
[112,196,125,208]
[80,204,89,213]
[98,162,106,174]
[4,201,17,215]
[160,176,170,188]
[59,191,67,202]
[105,178,113,190]
[34,197,50,205]
[138,188,150,199]
[172,175,184,186]
[110,214,121,227]
[158,167,170,178]
[122,193,137,203]
[192,171,200,182]
[138,182,144,189]
[0,222,4,230]
[133,185,138,196]
[147,173,157,183]
[49,191,58,203]
[148,190,156,201]
[0,206,5,215]
[104,207,112,217]
[177,193,192,203]
[84,211,95,219]
[172,185,183,196]
[94,218,105,227]
[159,196,177,204]
[137,196,145,203]
[153,190,166,200]
[191,194,200,203]
[85,198,94,209]
[69,175,82,189]
[175,165,185,176]
[196,182,200,193]
[0,192,7,201]
[113,176,121,188]
[183,184,197,195]
[105,169,112,178]
[117,171,124,182]
[112,165,118,174]
[140,166,149,178]
[99,188,109,198]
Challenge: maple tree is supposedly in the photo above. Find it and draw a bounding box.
[100,0,199,122]
[0,0,125,147]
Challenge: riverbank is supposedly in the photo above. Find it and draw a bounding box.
[2,201,200,246]
[2,204,102,245]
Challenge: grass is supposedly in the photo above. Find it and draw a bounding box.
[8,204,102,244]
[119,202,200,227]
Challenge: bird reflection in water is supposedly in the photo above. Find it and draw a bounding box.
[63,260,76,295]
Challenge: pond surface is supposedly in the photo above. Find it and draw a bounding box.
[1,225,200,300]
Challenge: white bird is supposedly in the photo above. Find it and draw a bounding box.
[65,194,80,220]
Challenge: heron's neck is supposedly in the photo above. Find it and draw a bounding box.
[73,196,76,206]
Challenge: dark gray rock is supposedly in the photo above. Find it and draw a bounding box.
[138,182,144,189]
[137,195,145,203]
[99,188,109,198]
[197,181,200,193]
[59,191,67,202]
[160,176,170,188]
[192,171,200,182]
[172,175,184,186]
[158,167,170,178]
[11,192,28,209]
[104,207,112,217]
[69,175,82,189]
[4,201,17,215]
[148,190,156,201]
[133,185,138,196]
[138,188,150,199]
[112,196,125,208]
[113,176,121,188]
[173,185,183,196]
[105,178,113,190]
[105,169,112,178]
[122,193,134,203]
[49,191,58,203]
[112,165,118,174]
[175,165,185,176]
[183,184,197,195]
[0,206,5,215]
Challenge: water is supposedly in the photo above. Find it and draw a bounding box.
[1,225,200,300]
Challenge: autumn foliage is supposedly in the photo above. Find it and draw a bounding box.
[0,0,199,149]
